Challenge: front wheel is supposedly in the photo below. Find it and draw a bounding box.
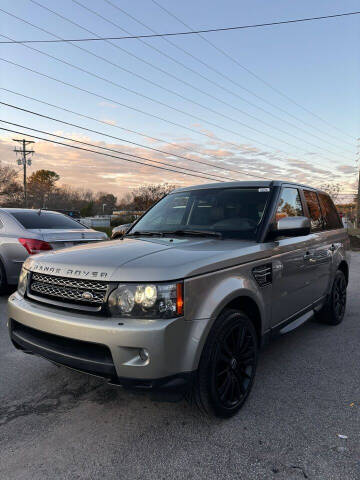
[317,270,347,325]
[193,309,258,418]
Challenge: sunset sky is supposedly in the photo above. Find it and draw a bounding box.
[1,0,359,201]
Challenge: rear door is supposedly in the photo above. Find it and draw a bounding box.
[317,192,345,285]
[301,189,333,303]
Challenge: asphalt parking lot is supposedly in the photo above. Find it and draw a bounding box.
[0,254,359,480]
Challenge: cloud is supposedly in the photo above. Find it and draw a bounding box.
[0,128,355,199]
[336,165,357,174]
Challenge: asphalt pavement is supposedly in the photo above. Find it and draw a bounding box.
[0,254,359,480]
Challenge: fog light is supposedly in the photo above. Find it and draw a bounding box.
[139,348,149,362]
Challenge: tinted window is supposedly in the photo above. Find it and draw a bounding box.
[303,190,323,232]
[318,193,342,230]
[11,211,85,230]
[276,188,303,219]
[131,188,270,240]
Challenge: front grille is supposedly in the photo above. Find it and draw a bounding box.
[29,272,109,308]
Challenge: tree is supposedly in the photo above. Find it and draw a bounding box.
[46,185,95,212]
[27,170,60,208]
[80,200,96,217]
[319,183,341,202]
[0,162,22,206]
[96,193,117,214]
[131,183,176,211]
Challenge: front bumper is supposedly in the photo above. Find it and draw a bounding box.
[8,293,208,387]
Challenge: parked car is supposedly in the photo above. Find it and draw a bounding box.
[8,181,350,417]
[111,223,132,239]
[0,208,108,292]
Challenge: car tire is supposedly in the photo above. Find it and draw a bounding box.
[0,260,8,295]
[317,270,347,326]
[192,309,258,418]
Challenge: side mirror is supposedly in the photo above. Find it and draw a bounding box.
[271,216,311,238]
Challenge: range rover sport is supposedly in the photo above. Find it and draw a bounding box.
[8,181,350,417]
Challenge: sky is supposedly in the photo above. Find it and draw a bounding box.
[0,0,359,201]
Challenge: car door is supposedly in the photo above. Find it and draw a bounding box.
[317,192,345,286]
[301,189,333,303]
[271,187,314,326]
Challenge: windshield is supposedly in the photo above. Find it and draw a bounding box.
[11,211,86,230]
[129,187,270,240]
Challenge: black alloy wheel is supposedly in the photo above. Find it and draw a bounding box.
[213,321,256,410]
[317,270,347,325]
[332,272,347,322]
[193,309,258,418]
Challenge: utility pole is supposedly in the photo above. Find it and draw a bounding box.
[357,168,360,228]
[357,138,360,228]
[13,139,34,208]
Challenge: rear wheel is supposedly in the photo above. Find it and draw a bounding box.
[193,309,258,418]
[317,270,347,325]
[0,260,8,295]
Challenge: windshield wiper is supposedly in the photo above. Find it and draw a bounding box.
[126,229,222,239]
[126,231,164,237]
[161,229,223,239]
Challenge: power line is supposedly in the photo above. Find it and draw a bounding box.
[2,87,264,174]
[1,10,359,43]
[2,9,348,161]
[0,126,236,183]
[151,0,356,141]
[5,124,346,187]
[1,119,248,182]
[99,0,356,151]
[0,15,351,164]
[2,56,336,175]
[0,101,271,180]
[0,113,342,186]
[1,56,349,184]
[0,53,296,167]
[2,124,350,189]
[27,0,355,152]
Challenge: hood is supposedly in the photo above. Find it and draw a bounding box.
[24,236,275,282]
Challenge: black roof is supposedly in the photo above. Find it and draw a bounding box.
[173,180,321,193]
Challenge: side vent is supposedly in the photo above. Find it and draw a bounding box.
[252,264,272,287]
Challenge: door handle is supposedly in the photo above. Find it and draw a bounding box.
[304,252,316,263]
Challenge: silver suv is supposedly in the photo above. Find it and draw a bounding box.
[8,181,350,417]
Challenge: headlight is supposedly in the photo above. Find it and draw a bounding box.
[108,282,184,318]
[18,267,28,296]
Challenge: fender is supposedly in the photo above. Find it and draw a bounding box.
[184,273,269,369]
